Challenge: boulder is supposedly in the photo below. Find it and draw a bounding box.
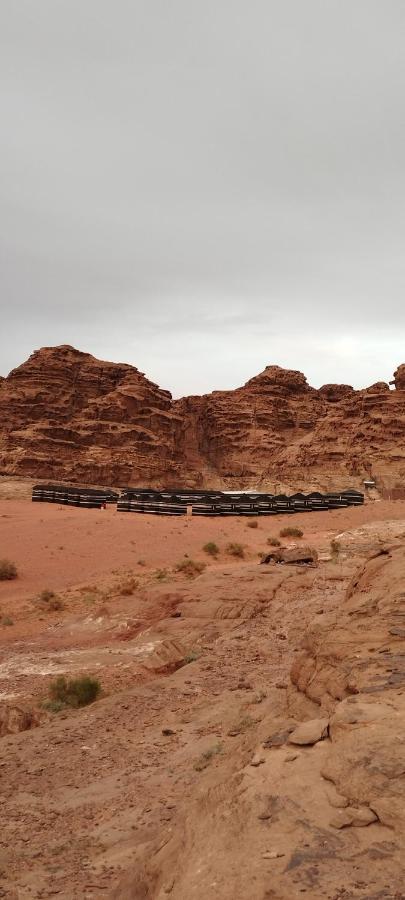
[261,546,318,567]
[288,718,329,745]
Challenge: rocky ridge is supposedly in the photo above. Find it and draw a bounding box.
[0,345,404,493]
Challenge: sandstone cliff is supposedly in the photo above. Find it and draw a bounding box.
[0,345,404,493]
[0,346,183,485]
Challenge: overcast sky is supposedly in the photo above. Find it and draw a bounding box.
[1,1,404,396]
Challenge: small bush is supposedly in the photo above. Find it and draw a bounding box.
[175,559,206,578]
[203,542,219,557]
[184,649,200,664]
[137,559,146,566]
[37,589,63,611]
[49,675,101,709]
[42,699,65,713]
[0,559,17,581]
[38,589,55,603]
[118,577,138,596]
[1,615,14,626]
[330,539,341,559]
[226,542,245,558]
[194,742,222,771]
[155,568,168,581]
[48,596,64,611]
[229,714,255,735]
[279,526,303,539]
[267,537,281,547]
[247,520,258,529]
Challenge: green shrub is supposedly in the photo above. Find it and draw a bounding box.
[0,559,17,581]
[226,542,245,558]
[267,536,281,547]
[279,526,303,539]
[203,542,219,557]
[175,559,206,578]
[49,675,101,709]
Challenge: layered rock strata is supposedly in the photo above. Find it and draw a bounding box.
[0,346,404,492]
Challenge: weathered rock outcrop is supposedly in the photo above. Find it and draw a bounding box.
[111,545,405,900]
[0,345,183,485]
[0,346,404,492]
[291,543,405,833]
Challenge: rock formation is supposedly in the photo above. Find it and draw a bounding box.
[0,345,404,493]
[0,345,183,485]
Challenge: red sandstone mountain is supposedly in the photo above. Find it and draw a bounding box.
[0,345,404,493]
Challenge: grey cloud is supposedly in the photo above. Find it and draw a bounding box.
[1,0,404,394]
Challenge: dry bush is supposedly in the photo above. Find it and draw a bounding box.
[229,714,255,735]
[48,597,64,611]
[279,526,303,538]
[0,559,17,581]
[184,649,200,664]
[194,742,222,771]
[48,675,101,709]
[247,520,258,529]
[267,536,281,547]
[37,589,64,611]
[226,542,245,558]
[118,577,138,596]
[203,541,219,557]
[155,568,168,580]
[175,558,206,578]
[330,538,341,560]
[38,589,55,603]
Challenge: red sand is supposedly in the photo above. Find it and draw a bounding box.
[1,495,405,898]
[1,497,405,603]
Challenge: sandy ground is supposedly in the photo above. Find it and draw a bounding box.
[2,497,405,604]
[1,494,405,899]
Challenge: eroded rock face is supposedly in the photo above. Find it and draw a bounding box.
[291,544,405,833]
[0,346,404,492]
[0,703,41,737]
[0,345,184,486]
[392,363,405,390]
[110,544,405,900]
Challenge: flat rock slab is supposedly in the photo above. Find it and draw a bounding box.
[330,806,378,828]
[288,718,329,745]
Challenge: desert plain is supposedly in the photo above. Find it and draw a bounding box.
[1,477,405,899]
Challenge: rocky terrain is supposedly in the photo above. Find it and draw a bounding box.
[1,495,405,898]
[0,347,404,494]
